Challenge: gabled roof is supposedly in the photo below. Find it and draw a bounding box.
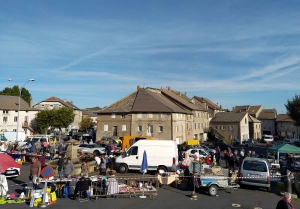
[34,96,81,110]
[193,96,220,110]
[82,110,98,117]
[211,112,247,123]
[276,114,294,122]
[0,95,37,111]
[248,106,263,115]
[97,91,138,113]
[162,90,202,111]
[257,109,277,120]
[131,88,188,113]
[248,115,261,123]
[232,105,251,113]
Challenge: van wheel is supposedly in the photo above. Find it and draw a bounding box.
[119,164,128,174]
[208,185,218,196]
[157,166,167,173]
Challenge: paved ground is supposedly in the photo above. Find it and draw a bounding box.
[3,145,300,209]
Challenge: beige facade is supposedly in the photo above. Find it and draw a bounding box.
[33,98,82,130]
[277,114,300,139]
[96,113,132,140]
[210,112,249,142]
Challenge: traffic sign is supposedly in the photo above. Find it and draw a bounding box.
[41,166,54,178]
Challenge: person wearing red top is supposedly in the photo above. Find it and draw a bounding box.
[205,154,211,165]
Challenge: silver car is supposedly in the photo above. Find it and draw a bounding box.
[239,157,271,192]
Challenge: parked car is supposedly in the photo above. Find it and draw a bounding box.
[77,144,105,156]
[185,148,209,158]
[232,139,240,146]
[266,141,276,147]
[200,145,216,154]
[0,153,21,178]
[244,140,254,147]
[239,157,271,192]
[288,157,300,171]
[214,141,233,151]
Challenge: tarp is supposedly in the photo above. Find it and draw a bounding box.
[0,153,21,173]
[267,144,300,154]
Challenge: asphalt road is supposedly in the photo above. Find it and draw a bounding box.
[3,146,300,209]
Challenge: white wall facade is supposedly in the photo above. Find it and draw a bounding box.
[0,110,38,136]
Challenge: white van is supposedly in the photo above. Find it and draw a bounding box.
[115,140,178,174]
[262,135,274,142]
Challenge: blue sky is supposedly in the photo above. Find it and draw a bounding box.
[1,0,300,113]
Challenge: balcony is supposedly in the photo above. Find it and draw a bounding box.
[22,121,29,128]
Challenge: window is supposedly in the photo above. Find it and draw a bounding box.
[121,113,125,118]
[24,116,29,122]
[159,126,163,132]
[181,126,183,132]
[103,125,108,131]
[13,129,17,132]
[159,113,164,119]
[230,126,234,130]
[221,126,225,130]
[14,116,18,122]
[198,113,200,118]
[111,113,116,118]
[3,110,8,114]
[3,117,7,122]
[201,123,204,129]
[148,113,153,119]
[215,126,218,129]
[245,118,247,124]
[128,146,138,156]
[243,160,267,172]
[176,113,179,118]
[138,126,142,132]
[137,114,142,119]
[198,123,200,129]
[186,123,189,129]
[122,125,126,131]
[176,126,179,132]
[194,123,196,129]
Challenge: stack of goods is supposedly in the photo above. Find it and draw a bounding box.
[0,193,23,204]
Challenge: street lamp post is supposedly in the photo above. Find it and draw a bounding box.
[8,78,35,141]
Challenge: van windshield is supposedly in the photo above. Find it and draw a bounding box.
[243,160,267,172]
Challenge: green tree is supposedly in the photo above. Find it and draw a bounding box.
[285,94,300,126]
[79,117,95,132]
[35,109,53,134]
[35,107,75,136]
[0,85,32,105]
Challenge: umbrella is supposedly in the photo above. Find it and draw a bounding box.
[0,154,21,173]
[139,150,148,198]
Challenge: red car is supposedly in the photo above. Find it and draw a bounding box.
[266,141,276,147]
[0,153,21,178]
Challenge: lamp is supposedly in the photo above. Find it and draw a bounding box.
[8,78,35,141]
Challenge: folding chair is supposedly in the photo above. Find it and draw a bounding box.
[74,179,91,202]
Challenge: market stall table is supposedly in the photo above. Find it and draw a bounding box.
[157,173,179,185]
[21,154,45,166]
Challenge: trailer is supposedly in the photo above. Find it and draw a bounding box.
[191,164,239,196]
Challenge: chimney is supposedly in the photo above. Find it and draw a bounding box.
[232,107,235,111]
[179,91,181,96]
[70,100,73,104]
[201,97,204,102]
[137,85,141,90]
[63,98,67,103]
[184,91,188,96]
[30,99,32,108]
[167,86,171,90]
[220,105,222,110]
